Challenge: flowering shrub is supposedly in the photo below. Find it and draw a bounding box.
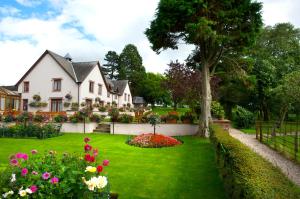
[0,137,110,198]
[128,133,182,148]
[53,114,68,123]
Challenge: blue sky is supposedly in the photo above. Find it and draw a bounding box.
[0,0,299,85]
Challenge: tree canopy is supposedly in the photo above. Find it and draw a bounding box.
[102,51,119,80]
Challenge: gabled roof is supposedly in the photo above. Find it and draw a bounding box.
[112,80,128,95]
[72,61,98,82]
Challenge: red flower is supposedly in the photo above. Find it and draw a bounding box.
[84,137,91,143]
[84,154,95,163]
[84,144,92,152]
[97,165,103,173]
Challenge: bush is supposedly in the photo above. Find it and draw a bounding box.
[53,114,68,123]
[3,114,15,123]
[99,106,107,112]
[16,112,33,123]
[118,114,134,123]
[33,114,48,123]
[140,111,153,123]
[211,101,225,119]
[0,123,62,139]
[89,114,102,123]
[166,111,179,121]
[68,112,84,123]
[0,137,110,198]
[210,125,300,199]
[233,106,255,128]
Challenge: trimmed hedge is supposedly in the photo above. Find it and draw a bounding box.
[210,124,300,199]
[0,123,62,139]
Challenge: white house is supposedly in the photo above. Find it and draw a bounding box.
[15,50,132,112]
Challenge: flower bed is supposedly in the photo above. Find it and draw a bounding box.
[128,133,182,148]
[0,137,111,198]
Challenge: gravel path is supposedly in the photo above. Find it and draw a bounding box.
[229,128,300,186]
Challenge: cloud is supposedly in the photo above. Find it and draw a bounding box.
[0,6,21,16]
[15,0,43,7]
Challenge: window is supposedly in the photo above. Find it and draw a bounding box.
[128,94,130,102]
[0,97,5,110]
[53,79,62,91]
[114,95,117,100]
[23,82,29,93]
[89,81,94,93]
[98,84,102,95]
[107,92,110,98]
[51,99,62,112]
[124,93,127,101]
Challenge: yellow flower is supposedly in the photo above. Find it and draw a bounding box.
[85,166,97,173]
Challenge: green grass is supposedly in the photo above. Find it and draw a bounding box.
[152,107,191,116]
[0,134,226,199]
[239,128,256,134]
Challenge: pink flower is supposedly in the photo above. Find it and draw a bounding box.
[84,137,91,143]
[21,168,28,176]
[93,149,98,156]
[50,177,59,184]
[15,153,28,160]
[30,185,38,193]
[31,149,38,154]
[22,154,28,160]
[10,159,18,166]
[32,171,38,175]
[42,172,51,180]
[103,159,109,166]
[84,144,92,152]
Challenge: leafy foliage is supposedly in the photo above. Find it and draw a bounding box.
[102,51,119,80]
[233,106,255,128]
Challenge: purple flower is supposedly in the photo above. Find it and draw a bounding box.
[32,171,38,175]
[31,149,38,154]
[21,168,28,176]
[42,172,51,180]
[10,159,18,166]
[50,177,59,184]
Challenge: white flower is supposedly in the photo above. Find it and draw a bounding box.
[25,188,32,194]
[11,174,16,182]
[84,176,108,191]
[19,190,27,197]
[2,190,14,198]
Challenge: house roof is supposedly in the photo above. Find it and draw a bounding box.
[2,85,17,91]
[15,50,129,95]
[133,96,145,104]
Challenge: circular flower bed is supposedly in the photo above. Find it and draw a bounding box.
[128,133,182,148]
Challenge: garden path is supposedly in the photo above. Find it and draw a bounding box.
[229,128,300,186]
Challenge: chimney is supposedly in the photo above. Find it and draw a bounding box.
[64,53,72,61]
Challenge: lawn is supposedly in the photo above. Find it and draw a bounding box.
[0,134,226,199]
[152,107,191,116]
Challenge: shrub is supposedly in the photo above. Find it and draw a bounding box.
[89,114,102,123]
[0,137,110,198]
[99,106,107,112]
[140,111,153,123]
[68,112,84,123]
[180,112,195,123]
[16,112,33,123]
[118,114,134,123]
[210,125,300,199]
[211,101,225,119]
[233,106,255,128]
[33,114,47,123]
[119,107,125,112]
[53,114,68,123]
[3,114,15,123]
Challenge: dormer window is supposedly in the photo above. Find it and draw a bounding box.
[124,93,127,101]
[23,82,29,93]
[89,81,94,93]
[53,78,62,92]
[98,84,102,95]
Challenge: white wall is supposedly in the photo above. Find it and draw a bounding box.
[60,122,98,133]
[18,54,78,112]
[79,64,111,108]
[111,123,198,136]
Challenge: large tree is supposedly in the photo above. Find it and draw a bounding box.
[102,51,119,80]
[118,44,146,96]
[146,0,262,136]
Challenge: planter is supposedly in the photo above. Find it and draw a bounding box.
[166,119,177,124]
[182,119,192,124]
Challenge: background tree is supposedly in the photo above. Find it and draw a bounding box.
[102,51,119,79]
[146,0,263,136]
[118,44,146,96]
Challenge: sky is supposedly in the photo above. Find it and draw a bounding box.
[0,0,299,85]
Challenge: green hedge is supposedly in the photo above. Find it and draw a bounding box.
[210,125,300,199]
[0,123,62,139]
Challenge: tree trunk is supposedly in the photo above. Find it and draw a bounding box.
[198,63,212,137]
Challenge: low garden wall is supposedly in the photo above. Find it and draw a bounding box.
[110,123,198,136]
[60,122,98,133]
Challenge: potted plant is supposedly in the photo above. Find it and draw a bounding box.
[71,102,79,111]
[65,93,72,100]
[181,112,195,124]
[166,111,179,124]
